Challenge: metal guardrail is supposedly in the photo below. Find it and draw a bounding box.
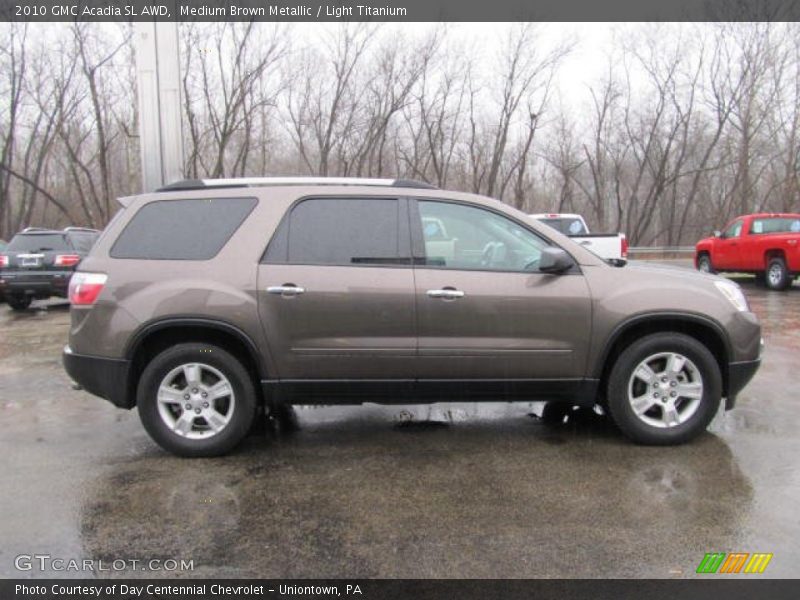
[628,246,695,256]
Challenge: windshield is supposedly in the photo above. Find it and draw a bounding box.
[539,217,588,236]
[7,233,70,252]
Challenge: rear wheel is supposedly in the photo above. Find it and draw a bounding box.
[137,343,257,457]
[606,333,721,445]
[696,253,714,274]
[765,257,791,291]
[7,295,32,311]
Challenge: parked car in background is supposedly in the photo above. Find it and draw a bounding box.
[530,213,628,263]
[0,227,100,310]
[695,213,800,291]
[63,177,760,457]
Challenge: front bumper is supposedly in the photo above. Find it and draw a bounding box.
[63,345,133,409]
[725,357,761,410]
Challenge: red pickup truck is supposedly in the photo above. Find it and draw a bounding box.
[695,213,800,290]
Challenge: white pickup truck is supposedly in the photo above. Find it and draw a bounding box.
[530,213,628,263]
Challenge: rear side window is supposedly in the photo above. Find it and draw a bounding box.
[67,232,99,253]
[264,198,408,266]
[111,197,257,260]
[539,218,588,235]
[750,217,800,234]
[8,233,70,252]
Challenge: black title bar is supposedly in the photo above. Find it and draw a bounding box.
[2,0,800,22]
[4,580,800,600]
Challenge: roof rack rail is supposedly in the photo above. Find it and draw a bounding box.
[21,227,54,233]
[156,177,438,192]
[63,226,100,233]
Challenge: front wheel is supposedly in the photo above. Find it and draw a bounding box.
[696,254,715,274]
[137,343,257,457]
[765,257,791,291]
[606,333,721,445]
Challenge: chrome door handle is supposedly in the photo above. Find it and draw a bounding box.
[427,288,465,299]
[267,285,305,296]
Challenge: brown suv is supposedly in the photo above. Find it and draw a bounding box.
[63,178,762,456]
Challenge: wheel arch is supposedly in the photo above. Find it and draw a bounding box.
[764,248,786,267]
[595,313,733,398]
[125,318,267,408]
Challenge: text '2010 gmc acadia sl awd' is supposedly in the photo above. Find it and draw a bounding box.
[63,178,762,457]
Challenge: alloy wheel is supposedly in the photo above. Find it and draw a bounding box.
[627,352,704,429]
[156,362,236,439]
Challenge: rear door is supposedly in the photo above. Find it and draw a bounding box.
[257,196,416,380]
[411,199,592,382]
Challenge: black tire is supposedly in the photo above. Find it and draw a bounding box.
[540,402,574,424]
[765,257,791,291]
[137,343,257,457]
[696,253,715,274]
[606,333,721,445]
[7,295,32,311]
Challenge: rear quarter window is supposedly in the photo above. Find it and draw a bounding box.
[110,197,257,260]
[67,232,99,253]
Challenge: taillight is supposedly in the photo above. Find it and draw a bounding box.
[69,272,107,306]
[0,255,7,268]
[621,236,629,259]
[55,254,81,267]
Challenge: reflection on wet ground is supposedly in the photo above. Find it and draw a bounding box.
[0,277,798,578]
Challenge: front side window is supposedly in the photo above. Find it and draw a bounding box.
[417,201,551,272]
[723,220,743,239]
[264,198,407,266]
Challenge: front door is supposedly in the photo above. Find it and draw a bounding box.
[411,199,592,383]
[257,197,416,381]
[714,219,744,270]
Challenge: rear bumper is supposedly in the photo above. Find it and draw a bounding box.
[0,271,71,297]
[63,345,133,409]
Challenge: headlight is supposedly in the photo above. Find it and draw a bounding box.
[714,280,749,312]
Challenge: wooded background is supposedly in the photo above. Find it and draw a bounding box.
[1,22,798,245]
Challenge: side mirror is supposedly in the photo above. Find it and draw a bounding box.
[713,230,721,238]
[538,247,574,274]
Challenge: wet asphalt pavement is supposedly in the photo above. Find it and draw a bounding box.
[0,268,798,579]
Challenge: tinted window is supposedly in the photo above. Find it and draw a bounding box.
[265,198,405,266]
[750,217,800,234]
[418,201,550,271]
[67,232,99,253]
[8,233,70,252]
[539,217,588,235]
[111,197,256,260]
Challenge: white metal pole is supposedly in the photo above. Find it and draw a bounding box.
[134,20,184,192]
